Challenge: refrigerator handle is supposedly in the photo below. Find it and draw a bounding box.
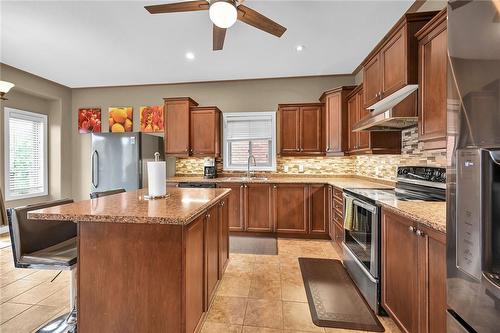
[91,150,99,188]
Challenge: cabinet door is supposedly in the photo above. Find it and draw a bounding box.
[309,185,328,235]
[191,109,218,156]
[280,107,301,154]
[245,183,273,232]
[185,215,205,333]
[218,198,229,278]
[325,94,342,153]
[382,209,419,333]
[328,186,334,239]
[333,222,343,255]
[347,94,358,152]
[363,55,381,108]
[273,184,308,234]
[205,205,219,308]
[300,106,322,153]
[417,225,446,333]
[218,183,244,231]
[419,24,447,149]
[357,89,370,150]
[380,28,407,98]
[166,100,190,156]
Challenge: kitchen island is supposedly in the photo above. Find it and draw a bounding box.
[28,188,231,333]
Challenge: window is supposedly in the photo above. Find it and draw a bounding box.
[223,112,276,171]
[4,108,48,201]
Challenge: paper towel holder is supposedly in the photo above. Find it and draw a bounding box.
[144,151,169,200]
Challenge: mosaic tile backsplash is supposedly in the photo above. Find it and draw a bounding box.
[175,127,447,181]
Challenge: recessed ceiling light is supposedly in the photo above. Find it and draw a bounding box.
[185,52,195,60]
[296,45,304,52]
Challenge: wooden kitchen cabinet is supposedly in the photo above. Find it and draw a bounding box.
[184,214,206,333]
[164,97,221,157]
[309,185,329,235]
[362,12,437,108]
[416,9,447,150]
[164,97,198,156]
[279,103,323,156]
[205,205,219,308]
[190,106,221,156]
[218,183,244,231]
[347,85,401,155]
[381,208,446,333]
[319,86,356,155]
[245,183,273,232]
[218,198,229,279]
[273,184,308,234]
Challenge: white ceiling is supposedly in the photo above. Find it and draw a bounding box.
[0,0,413,88]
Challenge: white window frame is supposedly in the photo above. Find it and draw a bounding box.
[223,112,277,172]
[4,107,48,201]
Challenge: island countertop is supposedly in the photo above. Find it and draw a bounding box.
[28,188,231,225]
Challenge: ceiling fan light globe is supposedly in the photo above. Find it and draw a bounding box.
[209,1,237,28]
[0,81,15,94]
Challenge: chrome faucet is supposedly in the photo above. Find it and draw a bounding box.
[247,154,256,178]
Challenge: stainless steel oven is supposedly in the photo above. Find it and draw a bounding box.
[342,193,381,314]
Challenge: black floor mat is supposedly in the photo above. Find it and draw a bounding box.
[298,258,385,332]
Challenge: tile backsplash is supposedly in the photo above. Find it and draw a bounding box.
[175,127,447,181]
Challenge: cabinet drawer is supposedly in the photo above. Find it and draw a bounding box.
[333,209,343,227]
[333,200,343,215]
[333,188,343,202]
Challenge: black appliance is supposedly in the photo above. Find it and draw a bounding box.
[447,1,500,332]
[342,166,446,314]
[178,182,216,189]
[203,157,217,179]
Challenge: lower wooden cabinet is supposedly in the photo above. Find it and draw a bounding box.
[381,208,446,333]
[245,183,273,232]
[218,198,229,278]
[309,185,329,235]
[273,184,308,234]
[205,204,219,307]
[218,183,244,231]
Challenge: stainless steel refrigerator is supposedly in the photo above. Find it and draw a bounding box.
[447,1,500,332]
[90,132,165,193]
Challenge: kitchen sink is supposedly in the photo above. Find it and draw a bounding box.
[225,176,269,181]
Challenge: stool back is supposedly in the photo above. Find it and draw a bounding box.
[8,199,76,266]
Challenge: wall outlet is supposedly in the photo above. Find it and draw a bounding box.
[284,165,289,173]
[299,164,305,173]
[375,166,381,176]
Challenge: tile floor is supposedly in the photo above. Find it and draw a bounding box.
[0,234,400,333]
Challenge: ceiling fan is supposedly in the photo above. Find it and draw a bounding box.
[145,0,287,51]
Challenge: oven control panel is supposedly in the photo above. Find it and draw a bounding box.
[397,166,446,183]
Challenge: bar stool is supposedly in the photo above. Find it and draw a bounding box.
[7,199,77,333]
[89,188,125,199]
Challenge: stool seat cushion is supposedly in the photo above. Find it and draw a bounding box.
[22,237,77,267]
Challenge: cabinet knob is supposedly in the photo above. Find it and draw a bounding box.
[220,201,224,207]
[207,213,211,219]
[408,226,416,233]
[240,185,244,188]
[416,229,425,237]
[296,148,300,152]
[273,185,277,189]
[326,147,330,152]
[185,148,189,152]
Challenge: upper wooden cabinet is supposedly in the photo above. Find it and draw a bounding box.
[362,12,438,108]
[164,97,221,157]
[347,85,401,155]
[319,86,356,155]
[381,208,446,333]
[278,103,323,156]
[190,106,221,156]
[416,9,447,150]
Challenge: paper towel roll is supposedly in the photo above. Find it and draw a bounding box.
[147,161,166,197]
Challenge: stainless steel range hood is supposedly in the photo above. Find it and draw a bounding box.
[353,85,418,132]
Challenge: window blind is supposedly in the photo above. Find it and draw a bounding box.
[4,108,48,200]
[223,112,276,171]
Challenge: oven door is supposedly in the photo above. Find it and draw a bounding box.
[343,194,379,279]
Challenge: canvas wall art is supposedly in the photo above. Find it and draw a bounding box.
[78,108,102,133]
[109,107,133,132]
[140,105,164,133]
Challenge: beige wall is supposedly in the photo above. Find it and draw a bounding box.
[71,75,355,200]
[0,64,72,208]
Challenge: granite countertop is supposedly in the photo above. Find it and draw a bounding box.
[167,175,394,189]
[28,188,231,225]
[167,175,447,233]
[379,199,446,233]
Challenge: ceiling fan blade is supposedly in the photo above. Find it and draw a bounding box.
[213,25,226,51]
[237,5,286,37]
[145,1,208,14]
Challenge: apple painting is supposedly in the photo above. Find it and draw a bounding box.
[140,106,164,133]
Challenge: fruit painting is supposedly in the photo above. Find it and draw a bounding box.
[78,108,102,133]
[140,106,164,133]
[109,107,133,132]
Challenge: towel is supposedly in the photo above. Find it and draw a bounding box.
[344,196,354,231]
